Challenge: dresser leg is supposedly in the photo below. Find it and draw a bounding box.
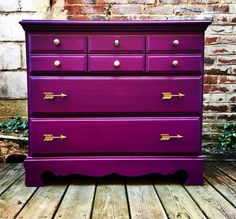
[185,167,204,185]
[24,160,44,187]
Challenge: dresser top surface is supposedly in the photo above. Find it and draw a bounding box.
[20,20,212,32]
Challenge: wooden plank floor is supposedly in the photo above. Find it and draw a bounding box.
[0,162,236,219]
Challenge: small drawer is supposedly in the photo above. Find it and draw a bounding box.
[147,55,202,73]
[30,34,86,52]
[29,55,87,73]
[88,35,145,53]
[147,35,203,52]
[29,76,202,115]
[88,55,145,72]
[30,117,201,155]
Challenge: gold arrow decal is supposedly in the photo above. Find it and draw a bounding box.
[43,134,67,142]
[162,92,185,100]
[160,134,183,141]
[43,92,67,100]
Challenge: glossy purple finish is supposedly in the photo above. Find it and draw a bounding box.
[88,55,145,72]
[147,55,202,73]
[147,35,203,52]
[30,55,87,73]
[29,76,202,114]
[20,20,212,32]
[30,117,201,155]
[24,156,204,186]
[20,20,212,186]
[30,34,86,52]
[88,35,145,53]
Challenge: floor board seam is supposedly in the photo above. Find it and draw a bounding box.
[14,186,39,218]
[152,181,170,219]
[211,162,236,182]
[51,180,71,219]
[89,181,97,219]
[0,173,24,197]
[204,176,236,209]
[124,178,132,219]
[183,184,209,219]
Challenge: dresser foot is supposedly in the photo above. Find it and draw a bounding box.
[185,170,204,185]
[24,161,44,187]
[185,162,204,185]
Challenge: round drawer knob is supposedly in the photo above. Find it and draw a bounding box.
[53,38,60,46]
[173,40,179,46]
[54,60,61,67]
[114,60,120,67]
[172,60,178,67]
[114,39,120,47]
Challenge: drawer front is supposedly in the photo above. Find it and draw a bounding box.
[147,55,202,73]
[30,117,201,155]
[147,35,203,52]
[30,34,86,52]
[29,55,87,73]
[88,35,145,53]
[29,76,202,114]
[88,55,145,72]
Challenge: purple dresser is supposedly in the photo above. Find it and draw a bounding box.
[20,20,211,186]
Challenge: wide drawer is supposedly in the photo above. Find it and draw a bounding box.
[29,76,202,114]
[30,34,86,52]
[30,117,201,155]
[147,55,202,73]
[29,55,87,73]
[88,35,145,53]
[88,55,145,72]
[147,35,203,52]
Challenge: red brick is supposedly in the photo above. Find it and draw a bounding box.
[214,15,230,24]
[189,0,219,3]
[217,113,236,121]
[159,0,187,3]
[214,5,229,13]
[112,5,141,14]
[65,5,105,15]
[204,84,229,93]
[204,75,217,84]
[128,0,155,3]
[218,76,236,84]
[144,6,174,15]
[204,104,228,112]
[205,67,231,75]
[65,5,83,14]
[65,0,93,4]
[67,15,90,20]
[218,57,236,65]
[205,36,219,44]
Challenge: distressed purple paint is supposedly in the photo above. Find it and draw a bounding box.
[20,20,211,187]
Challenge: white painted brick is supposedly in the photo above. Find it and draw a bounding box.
[0,71,27,99]
[0,0,20,12]
[207,45,236,55]
[21,43,26,69]
[0,43,21,70]
[206,25,233,35]
[21,0,49,12]
[0,13,45,41]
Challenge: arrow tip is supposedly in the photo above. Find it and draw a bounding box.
[61,135,67,139]
[177,134,183,138]
[61,93,67,97]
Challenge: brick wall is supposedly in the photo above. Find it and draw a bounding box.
[0,0,235,148]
